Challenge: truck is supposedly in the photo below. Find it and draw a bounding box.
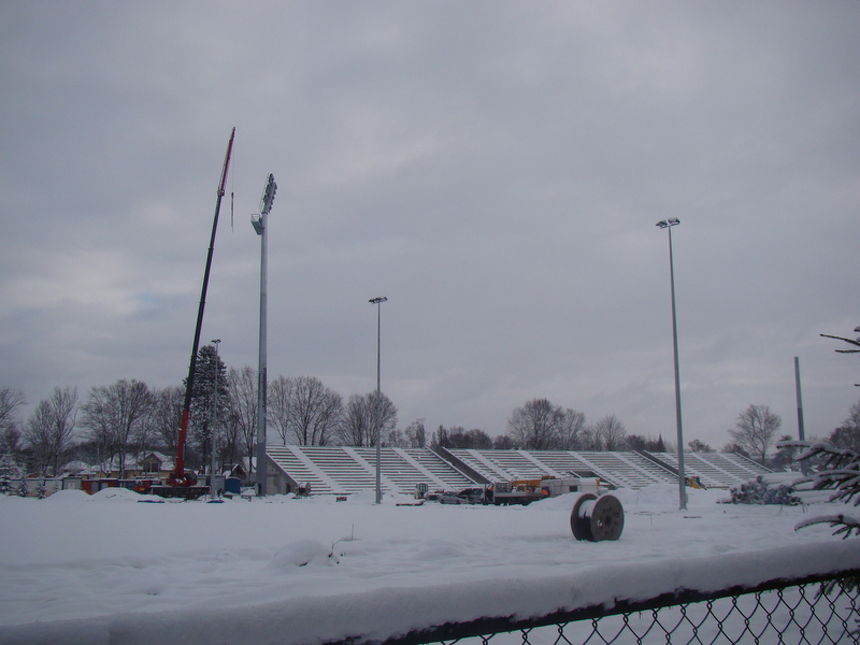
[488,475,605,505]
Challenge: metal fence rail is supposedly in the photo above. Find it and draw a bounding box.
[357,571,859,645]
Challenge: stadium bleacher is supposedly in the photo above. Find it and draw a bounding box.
[266,446,771,495]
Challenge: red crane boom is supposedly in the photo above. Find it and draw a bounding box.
[168,128,235,488]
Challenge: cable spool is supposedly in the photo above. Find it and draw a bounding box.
[570,493,624,542]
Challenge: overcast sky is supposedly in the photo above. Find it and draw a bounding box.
[1,1,858,450]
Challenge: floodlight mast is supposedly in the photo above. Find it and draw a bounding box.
[252,173,277,495]
[169,128,235,488]
[369,296,388,504]
[655,217,687,510]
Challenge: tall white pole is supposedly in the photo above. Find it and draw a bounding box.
[210,338,221,499]
[255,220,268,496]
[657,218,687,511]
[667,225,687,511]
[369,296,387,504]
[252,174,277,497]
[794,356,806,442]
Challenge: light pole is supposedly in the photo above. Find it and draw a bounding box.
[656,218,687,511]
[369,296,388,504]
[210,338,221,499]
[252,174,277,496]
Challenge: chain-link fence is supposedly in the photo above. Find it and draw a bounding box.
[362,571,859,645]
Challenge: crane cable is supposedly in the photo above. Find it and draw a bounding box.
[230,142,236,231]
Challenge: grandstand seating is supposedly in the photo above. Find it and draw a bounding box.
[266,446,771,495]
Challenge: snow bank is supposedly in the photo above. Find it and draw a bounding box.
[0,486,855,645]
[2,541,856,645]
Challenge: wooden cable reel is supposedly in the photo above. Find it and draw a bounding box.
[570,493,624,541]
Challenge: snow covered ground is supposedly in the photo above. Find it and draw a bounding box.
[0,484,857,644]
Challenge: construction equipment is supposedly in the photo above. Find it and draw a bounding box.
[489,475,604,505]
[155,128,235,499]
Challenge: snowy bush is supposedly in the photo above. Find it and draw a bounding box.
[728,473,802,506]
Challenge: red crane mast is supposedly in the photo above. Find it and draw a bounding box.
[167,128,235,488]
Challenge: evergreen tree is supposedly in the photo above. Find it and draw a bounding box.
[0,450,22,494]
[187,345,228,471]
[790,441,860,539]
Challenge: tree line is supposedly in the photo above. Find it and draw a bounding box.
[429,398,665,453]
[4,354,858,477]
[0,345,403,477]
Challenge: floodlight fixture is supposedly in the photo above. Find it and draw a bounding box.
[369,296,388,305]
[251,214,263,235]
[260,173,277,215]
[656,218,680,229]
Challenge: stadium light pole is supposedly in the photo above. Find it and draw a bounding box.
[252,174,277,496]
[656,218,687,511]
[369,296,388,504]
[209,338,221,499]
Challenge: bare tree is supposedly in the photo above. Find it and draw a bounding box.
[729,404,781,464]
[149,386,184,456]
[508,399,559,450]
[591,414,627,451]
[226,366,257,472]
[0,388,26,457]
[268,375,293,446]
[555,409,587,450]
[339,394,372,446]
[687,439,714,453]
[404,419,427,448]
[507,399,587,450]
[289,377,342,446]
[338,392,397,447]
[25,387,78,475]
[0,388,25,434]
[81,380,152,477]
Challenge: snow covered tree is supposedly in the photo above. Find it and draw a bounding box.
[790,441,860,539]
[0,450,22,494]
[820,326,860,386]
[729,404,780,464]
[187,345,228,471]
